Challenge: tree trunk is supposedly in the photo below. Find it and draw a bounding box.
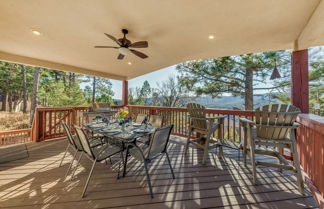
[8,93,13,112]
[244,68,253,110]
[92,76,96,104]
[21,65,28,113]
[1,92,7,111]
[30,67,40,125]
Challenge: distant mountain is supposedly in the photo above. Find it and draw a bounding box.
[187,94,278,109]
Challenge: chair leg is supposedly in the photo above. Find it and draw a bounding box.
[123,146,129,177]
[291,137,304,194]
[70,152,83,181]
[217,139,224,159]
[165,152,175,179]
[249,140,257,185]
[217,125,224,159]
[242,127,247,167]
[278,147,284,172]
[81,160,96,198]
[202,133,211,164]
[143,161,154,198]
[59,144,70,167]
[117,151,125,179]
[184,128,192,155]
[64,149,78,180]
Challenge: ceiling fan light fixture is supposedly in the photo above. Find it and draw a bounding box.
[119,47,130,55]
[31,29,41,36]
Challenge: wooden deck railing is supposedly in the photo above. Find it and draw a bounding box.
[127,105,254,147]
[32,105,124,142]
[297,114,324,207]
[0,129,32,146]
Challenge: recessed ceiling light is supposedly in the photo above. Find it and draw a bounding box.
[31,30,41,36]
[208,35,214,40]
[128,62,132,65]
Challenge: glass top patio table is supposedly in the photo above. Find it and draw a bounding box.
[83,121,155,142]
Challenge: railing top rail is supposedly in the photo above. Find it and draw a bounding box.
[127,105,255,116]
[297,113,324,136]
[36,105,124,112]
[0,129,32,135]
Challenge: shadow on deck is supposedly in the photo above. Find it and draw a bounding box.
[0,136,319,209]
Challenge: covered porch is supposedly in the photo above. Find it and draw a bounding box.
[0,0,324,208]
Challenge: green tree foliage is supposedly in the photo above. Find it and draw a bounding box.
[128,80,151,105]
[84,77,115,104]
[176,51,291,110]
[38,69,87,107]
[0,61,117,110]
[0,62,34,111]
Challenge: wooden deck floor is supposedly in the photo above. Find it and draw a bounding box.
[0,136,319,209]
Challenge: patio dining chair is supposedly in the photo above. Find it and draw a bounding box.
[184,103,225,164]
[73,125,124,198]
[125,125,175,198]
[59,121,103,179]
[137,115,164,144]
[239,104,304,193]
[149,115,163,128]
[134,113,147,124]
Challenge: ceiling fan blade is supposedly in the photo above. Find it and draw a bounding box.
[117,54,125,60]
[130,49,148,59]
[129,41,148,48]
[104,33,122,46]
[94,46,118,48]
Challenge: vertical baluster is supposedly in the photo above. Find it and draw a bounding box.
[238,115,242,145]
[227,115,230,140]
[49,111,52,138]
[232,115,235,142]
[43,111,46,140]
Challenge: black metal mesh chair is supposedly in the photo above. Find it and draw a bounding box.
[59,121,103,179]
[73,125,124,198]
[125,125,175,198]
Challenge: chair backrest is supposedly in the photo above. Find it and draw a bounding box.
[255,104,301,140]
[73,126,95,159]
[149,115,163,128]
[147,125,173,159]
[86,113,102,123]
[61,121,77,148]
[187,103,207,130]
[135,114,146,124]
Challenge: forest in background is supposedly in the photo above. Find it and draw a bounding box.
[0,48,323,130]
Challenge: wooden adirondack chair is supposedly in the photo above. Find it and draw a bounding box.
[184,103,225,164]
[239,104,304,193]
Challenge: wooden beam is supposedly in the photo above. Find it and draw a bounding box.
[122,80,128,106]
[291,49,309,113]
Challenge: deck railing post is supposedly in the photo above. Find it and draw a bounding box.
[291,49,309,113]
[122,80,128,106]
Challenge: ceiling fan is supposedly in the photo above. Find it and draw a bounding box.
[95,29,148,60]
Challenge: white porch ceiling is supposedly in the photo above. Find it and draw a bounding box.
[0,0,323,80]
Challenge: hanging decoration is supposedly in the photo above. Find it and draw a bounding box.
[270,61,281,80]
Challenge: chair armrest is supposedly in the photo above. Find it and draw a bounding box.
[206,116,226,120]
[188,116,208,121]
[239,118,255,128]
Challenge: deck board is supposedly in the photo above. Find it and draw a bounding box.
[0,136,319,209]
